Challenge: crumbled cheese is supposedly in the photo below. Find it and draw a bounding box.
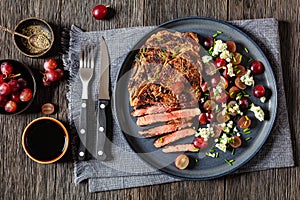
[237,132,241,137]
[233,127,238,133]
[215,134,228,152]
[250,104,265,121]
[260,96,266,103]
[196,126,214,141]
[200,98,205,103]
[223,126,230,133]
[227,120,233,129]
[228,103,243,115]
[206,152,216,158]
[202,55,213,63]
[240,69,255,86]
[212,40,227,56]
[227,63,235,77]
[220,50,232,62]
[222,103,227,108]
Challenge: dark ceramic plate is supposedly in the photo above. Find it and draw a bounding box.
[113,17,277,179]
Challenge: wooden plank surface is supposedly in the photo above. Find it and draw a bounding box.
[0,0,299,199]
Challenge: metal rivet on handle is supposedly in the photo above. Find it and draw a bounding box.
[98,151,103,156]
[80,129,85,134]
[82,102,86,108]
[100,104,105,109]
[99,127,104,132]
[79,152,84,157]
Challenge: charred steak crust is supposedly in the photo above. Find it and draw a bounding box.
[128,30,203,108]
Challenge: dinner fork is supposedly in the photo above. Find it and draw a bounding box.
[78,43,95,161]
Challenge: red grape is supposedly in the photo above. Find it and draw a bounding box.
[19,88,33,102]
[214,58,226,68]
[92,4,108,20]
[0,83,11,96]
[45,70,59,82]
[250,61,264,75]
[226,40,236,52]
[0,95,7,107]
[8,80,20,93]
[210,76,220,87]
[1,62,13,75]
[239,97,249,110]
[203,100,216,111]
[253,85,265,98]
[11,92,20,103]
[55,68,64,80]
[238,116,251,129]
[228,86,240,98]
[44,58,58,71]
[229,136,242,148]
[17,78,28,89]
[235,76,247,90]
[0,74,4,84]
[4,100,17,113]
[231,52,242,65]
[234,65,247,76]
[215,91,229,103]
[193,137,208,149]
[203,36,214,49]
[198,113,208,124]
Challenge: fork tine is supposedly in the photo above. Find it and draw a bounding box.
[80,43,83,68]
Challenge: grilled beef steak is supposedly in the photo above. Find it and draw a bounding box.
[128,30,203,108]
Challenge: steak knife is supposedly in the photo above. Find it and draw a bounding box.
[95,37,110,160]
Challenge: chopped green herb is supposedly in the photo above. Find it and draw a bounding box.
[183,66,187,71]
[196,89,201,93]
[195,158,199,163]
[244,128,250,132]
[231,149,235,155]
[244,47,249,53]
[239,54,243,61]
[217,30,223,34]
[160,53,166,58]
[245,137,252,141]
[244,94,250,97]
[236,69,241,74]
[194,147,200,151]
[215,152,219,158]
[248,57,254,62]
[159,137,163,143]
[215,108,220,113]
[225,159,233,166]
[212,33,218,38]
[226,35,231,39]
[210,149,215,153]
[233,56,237,62]
[157,38,163,42]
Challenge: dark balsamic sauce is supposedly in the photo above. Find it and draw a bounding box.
[25,119,66,161]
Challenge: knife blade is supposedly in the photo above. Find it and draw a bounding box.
[95,37,110,160]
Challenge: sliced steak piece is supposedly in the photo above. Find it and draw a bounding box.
[153,128,195,148]
[139,122,193,138]
[136,108,200,126]
[131,100,198,117]
[162,144,199,153]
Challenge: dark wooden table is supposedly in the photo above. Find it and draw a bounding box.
[0,0,299,199]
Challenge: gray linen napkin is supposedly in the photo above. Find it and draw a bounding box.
[62,18,294,192]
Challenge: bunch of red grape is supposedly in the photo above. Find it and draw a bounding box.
[0,61,33,113]
[42,58,64,86]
